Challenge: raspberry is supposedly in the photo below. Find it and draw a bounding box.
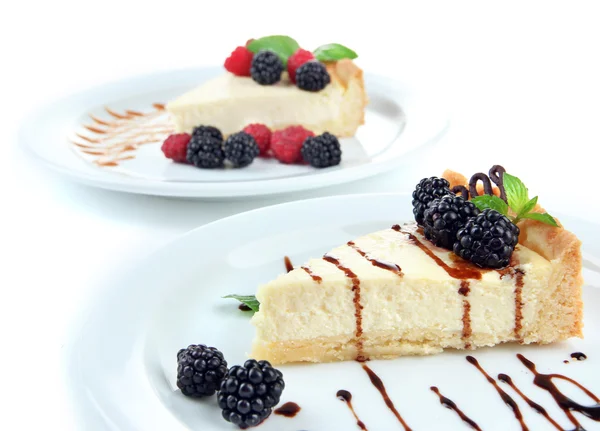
[243,124,272,157]
[301,132,342,168]
[271,126,315,164]
[287,49,315,84]
[161,133,191,163]
[225,46,254,77]
[296,61,331,92]
[251,50,284,85]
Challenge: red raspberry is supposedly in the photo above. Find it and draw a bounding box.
[161,133,191,163]
[287,49,315,83]
[243,124,272,157]
[271,126,315,164]
[224,46,253,77]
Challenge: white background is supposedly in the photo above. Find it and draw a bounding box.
[2,1,600,429]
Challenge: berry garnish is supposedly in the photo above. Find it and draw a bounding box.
[412,177,452,226]
[186,135,225,169]
[218,359,285,429]
[454,209,520,269]
[295,61,331,92]
[177,345,228,398]
[161,133,191,163]
[250,50,284,85]
[287,49,315,84]
[422,195,480,250]
[192,125,223,143]
[224,132,260,168]
[225,46,254,77]
[271,126,315,164]
[243,124,272,157]
[301,132,342,168]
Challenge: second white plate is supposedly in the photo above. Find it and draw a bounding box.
[65,193,600,430]
[21,68,448,198]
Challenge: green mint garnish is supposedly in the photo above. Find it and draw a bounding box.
[472,172,558,227]
[313,43,358,62]
[223,294,260,313]
[247,35,299,65]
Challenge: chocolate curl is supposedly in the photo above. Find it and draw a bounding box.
[469,173,494,198]
[488,165,508,202]
[452,185,470,199]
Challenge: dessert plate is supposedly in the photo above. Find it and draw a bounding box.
[20,68,448,198]
[65,193,600,430]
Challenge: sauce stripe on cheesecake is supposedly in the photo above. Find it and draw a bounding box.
[347,241,403,275]
[323,254,366,362]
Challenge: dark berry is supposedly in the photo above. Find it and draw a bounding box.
[186,135,225,169]
[224,132,260,168]
[301,132,341,168]
[192,125,223,143]
[250,50,283,85]
[412,177,452,225]
[295,61,331,92]
[454,209,520,269]
[176,345,228,398]
[218,359,285,429]
[423,195,480,250]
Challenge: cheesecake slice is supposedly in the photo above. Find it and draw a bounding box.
[166,59,367,137]
[251,205,583,365]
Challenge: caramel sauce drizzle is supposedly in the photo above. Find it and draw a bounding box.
[70,103,172,167]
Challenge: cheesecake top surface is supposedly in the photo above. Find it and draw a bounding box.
[258,223,551,295]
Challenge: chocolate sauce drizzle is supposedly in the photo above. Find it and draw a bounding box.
[238,303,252,311]
[301,266,322,283]
[323,254,366,362]
[466,356,529,430]
[430,386,481,430]
[274,402,301,418]
[518,354,600,427]
[337,390,368,430]
[497,373,564,430]
[362,364,412,431]
[284,256,294,273]
[571,352,588,361]
[513,269,525,341]
[347,241,402,275]
[461,165,508,202]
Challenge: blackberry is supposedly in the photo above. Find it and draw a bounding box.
[301,132,341,168]
[176,345,228,398]
[224,132,260,168]
[218,359,285,429]
[454,209,520,269]
[192,125,223,143]
[186,135,225,169]
[250,50,283,85]
[295,61,331,92]
[412,177,452,225]
[423,195,480,250]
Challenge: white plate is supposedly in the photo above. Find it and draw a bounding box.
[20,68,448,198]
[65,194,600,430]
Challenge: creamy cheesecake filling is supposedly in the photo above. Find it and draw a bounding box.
[167,74,344,135]
[251,223,566,364]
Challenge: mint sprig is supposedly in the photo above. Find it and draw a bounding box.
[223,294,260,313]
[471,173,558,227]
[313,43,358,62]
[247,36,299,65]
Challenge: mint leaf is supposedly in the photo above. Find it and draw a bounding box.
[520,196,538,216]
[472,195,509,215]
[247,36,299,65]
[503,173,529,214]
[521,212,559,227]
[313,43,358,62]
[223,294,260,313]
